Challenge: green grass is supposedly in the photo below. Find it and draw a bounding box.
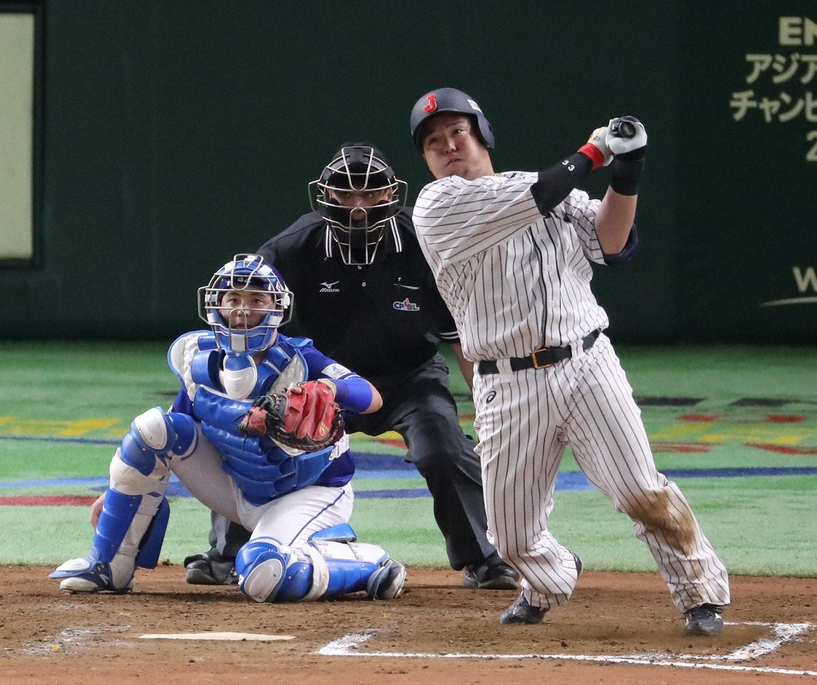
[0,440,114,480]
[1,340,816,577]
[546,475,817,577]
[0,497,212,567]
[616,344,817,400]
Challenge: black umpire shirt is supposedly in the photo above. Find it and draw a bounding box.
[256,209,459,388]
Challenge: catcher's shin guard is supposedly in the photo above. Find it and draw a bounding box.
[49,489,143,592]
[50,406,184,595]
[92,488,144,562]
[235,537,292,602]
[135,495,171,569]
[76,407,191,576]
[310,540,406,600]
[98,421,177,564]
[234,537,406,603]
[50,493,170,593]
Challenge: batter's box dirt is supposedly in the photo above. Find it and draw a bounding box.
[322,622,815,677]
[1,566,815,685]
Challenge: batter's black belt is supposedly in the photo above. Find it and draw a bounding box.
[476,330,601,375]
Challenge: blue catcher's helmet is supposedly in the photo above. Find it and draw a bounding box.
[409,87,495,151]
[198,254,293,354]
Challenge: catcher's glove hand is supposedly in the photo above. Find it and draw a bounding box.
[238,380,345,453]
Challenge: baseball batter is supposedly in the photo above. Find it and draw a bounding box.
[51,254,406,603]
[408,87,730,634]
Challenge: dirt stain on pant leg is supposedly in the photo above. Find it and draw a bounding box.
[624,485,699,557]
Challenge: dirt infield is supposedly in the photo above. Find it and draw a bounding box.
[1,565,815,684]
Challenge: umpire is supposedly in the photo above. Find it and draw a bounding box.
[184,144,518,590]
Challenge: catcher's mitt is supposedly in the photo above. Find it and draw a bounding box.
[239,380,345,452]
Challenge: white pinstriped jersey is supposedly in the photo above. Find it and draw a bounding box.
[413,172,612,361]
[413,166,730,615]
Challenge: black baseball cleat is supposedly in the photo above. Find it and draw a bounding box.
[683,603,724,635]
[184,552,238,586]
[498,553,581,625]
[463,555,520,590]
[500,594,548,624]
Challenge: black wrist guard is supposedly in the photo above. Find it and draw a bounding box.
[610,158,645,196]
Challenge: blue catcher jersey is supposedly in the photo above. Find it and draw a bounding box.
[167,331,355,505]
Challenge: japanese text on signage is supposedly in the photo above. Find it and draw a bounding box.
[730,17,817,160]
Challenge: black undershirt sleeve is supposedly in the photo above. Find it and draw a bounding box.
[529,152,593,215]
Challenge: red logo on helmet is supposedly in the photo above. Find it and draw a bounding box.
[423,94,438,113]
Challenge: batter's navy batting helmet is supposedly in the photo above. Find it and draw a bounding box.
[410,87,495,150]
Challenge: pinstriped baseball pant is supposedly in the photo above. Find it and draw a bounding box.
[472,333,730,613]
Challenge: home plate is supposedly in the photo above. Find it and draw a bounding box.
[140,632,295,641]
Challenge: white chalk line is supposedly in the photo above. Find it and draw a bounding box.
[139,632,295,641]
[317,622,817,677]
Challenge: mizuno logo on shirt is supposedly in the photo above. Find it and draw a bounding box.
[319,281,340,293]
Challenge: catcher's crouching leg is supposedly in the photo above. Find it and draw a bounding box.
[51,408,196,593]
[235,530,406,603]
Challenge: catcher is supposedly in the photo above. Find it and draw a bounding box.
[51,254,406,603]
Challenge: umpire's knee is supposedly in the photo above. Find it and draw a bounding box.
[404,418,475,471]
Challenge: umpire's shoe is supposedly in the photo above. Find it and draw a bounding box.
[683,604,724,635]
[184,552,238,586]
[463,553,519,590]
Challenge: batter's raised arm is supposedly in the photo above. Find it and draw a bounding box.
[595,116,648,255]
[530,124,613,214]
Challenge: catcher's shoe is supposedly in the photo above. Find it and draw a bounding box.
[366,559,407,600]
[463,555,519,590]
[683,604,724,635]
[184,553,238,586]
[50,557,134,594]
[500,594,548,624]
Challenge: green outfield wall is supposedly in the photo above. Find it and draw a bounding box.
[1,0,814,344]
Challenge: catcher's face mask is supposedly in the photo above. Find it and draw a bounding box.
[308,145,407,266]
[198,254,294,354]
